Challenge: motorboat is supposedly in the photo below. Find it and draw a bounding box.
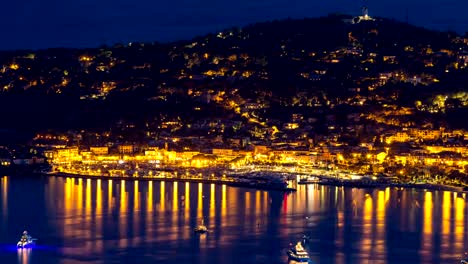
[17,231,36,248]
[460,252,468,264]
[194,219,208,234]
[287,241,310,262]
[461,252,468,263]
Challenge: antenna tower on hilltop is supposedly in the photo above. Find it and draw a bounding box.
[362,0,369,19]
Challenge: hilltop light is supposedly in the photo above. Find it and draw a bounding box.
[9,63,19,70]
[79,56,92,62]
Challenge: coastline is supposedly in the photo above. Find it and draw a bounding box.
[5,168,465,194]
[300,178,466,193]
[43,171,297,192]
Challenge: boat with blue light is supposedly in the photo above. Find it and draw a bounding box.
[17,231,36,248]
[287,241,310,262]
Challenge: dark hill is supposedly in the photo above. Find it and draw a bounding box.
[0,14,464,139]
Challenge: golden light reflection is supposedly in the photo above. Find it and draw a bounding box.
[377,191,385,225]
[246,191,256,229]
[120,180,126,213]
[172,182,179,241]
[148,181,153,211]
[385,187,390,203]
[65,178,71,200]
[336,211,344,228]
[423,192,433,234]
[376,190,386,259]
[361,194,373,259]
[133,181,140,247]
[64,178,72,237]
[183,182,190,240]
[146,181,153,243]
[84,179,92,245]
[108,179,113,212]
[339,187,344,211]
[1,176,8,222]
[77,178,83,212]
[184,182,190,212]
[455,197,464,253]
[335,211,344,249]
[160,181,165,211]
[320,185,325,210]
[46,177,55,211]
[119,180,128,248]
[255,191,261,215]
[307,184,319,214]
[97,180,102,212]
[96,179,102,239]
[442,192,451,235]
[197,183,203,218]
[64,178,71,203]
[210,184,215,219]
[134,181,139,210]
[364,194,373,221]
[86,179,91,215]
[173,182,178,211]
[422,191,433,263]
[229,187,239,228]
[221,184,227,220]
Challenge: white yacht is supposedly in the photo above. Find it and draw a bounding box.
[287,241,310,262]
[17,231,36,248]
[194,219,208,234]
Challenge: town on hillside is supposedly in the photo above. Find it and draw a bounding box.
[0,13,468,187]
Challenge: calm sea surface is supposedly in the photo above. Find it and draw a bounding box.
[0,175,466,264]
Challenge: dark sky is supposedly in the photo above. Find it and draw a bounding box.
[2,0,467,50]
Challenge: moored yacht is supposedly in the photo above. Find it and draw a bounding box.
[461,252,468,263]
[194,219,208,234]
[287,241,310,262]
[17,231,36,248]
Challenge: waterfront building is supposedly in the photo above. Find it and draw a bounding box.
[118,145,134,154]
[90,146,109,156]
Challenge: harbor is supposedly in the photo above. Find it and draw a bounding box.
[1,175,467,263]
[46,169,297,192]
[298,174,467,193]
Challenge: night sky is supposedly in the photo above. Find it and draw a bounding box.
[2,0,467,50]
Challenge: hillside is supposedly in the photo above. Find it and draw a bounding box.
[0,15,466,144]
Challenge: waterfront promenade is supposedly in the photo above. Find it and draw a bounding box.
[45,163,467,194]
[46,170,297,192]
[299,175,466,193]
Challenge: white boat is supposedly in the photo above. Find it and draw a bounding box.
[287,241,310,262]
[194,219,208,234]
[17,231,36,248]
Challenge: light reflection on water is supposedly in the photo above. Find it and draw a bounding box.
[0,176,467,263]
